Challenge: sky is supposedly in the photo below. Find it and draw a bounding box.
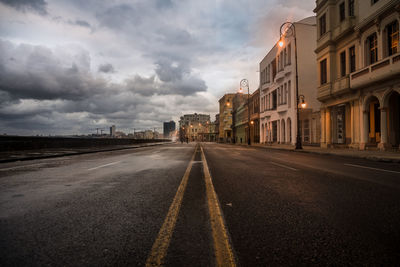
[0,0,315,135]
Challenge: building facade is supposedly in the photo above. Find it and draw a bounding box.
[218,94,236,142]
[315,0,400,150]
[163,121,176,139]
[232,93,249,144]
[259,16,320,145]
[179,113,211,142]
[250,88,260,143]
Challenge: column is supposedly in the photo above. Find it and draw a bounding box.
[320,108,326,146]
[350,101,354,146]
[378,107,388,150]
[360,110,369,150]
[326,108,332,147]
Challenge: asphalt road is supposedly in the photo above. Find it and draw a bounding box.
[1,143,400,266]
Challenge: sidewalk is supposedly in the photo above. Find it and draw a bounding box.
[248,143,400,163]
[0,142,173,163]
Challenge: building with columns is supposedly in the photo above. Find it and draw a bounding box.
[315,0,400,150]
[259,16,320,145]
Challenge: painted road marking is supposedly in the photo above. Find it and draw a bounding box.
[270,161,298,171]
[145,144,197,267]
[344,163,400,174]
[200,145,237,267]
[87,161,121,171]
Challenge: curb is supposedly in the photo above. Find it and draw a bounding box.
[0,142,173,164]
[226,143,400,163]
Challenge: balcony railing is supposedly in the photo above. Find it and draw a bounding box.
[350,53,400,89]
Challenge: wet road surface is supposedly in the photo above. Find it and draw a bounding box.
[1,143,400,266]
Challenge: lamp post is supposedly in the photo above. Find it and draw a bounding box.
[279,22,302,149]
[240,79,251,145]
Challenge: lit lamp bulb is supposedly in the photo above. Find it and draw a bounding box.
[250,121,254,125]
[301,100,307,109]
[278,40,284,47]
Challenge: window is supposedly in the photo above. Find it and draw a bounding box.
[266,66,270,82]
[284,47,287,66]
[340,51,346,77]
[387,21,399,56]
[280,51,284,70]
[272,59,277,80]
[319,14,326,36]
[349,0,354,16]
[349,46,356,72]
[371,0,379,4]
[339,2,345,22]
[288,44,291,65]
[277,87,281,105]
[303,119,310,143]
[288,81,291,108]
[283,83,287,104]
[320,59,327,84]
[272,90,277,110]
[367,33,378,65]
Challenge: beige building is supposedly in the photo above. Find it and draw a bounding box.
[259,16,320,145]
[218,94,236,142]
[179,113,211,141]
[232,93,249,144]
[315,0,400,150]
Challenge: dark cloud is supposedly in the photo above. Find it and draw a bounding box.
[155,59,188,82]
[98,63,115,73]
[69,19,91,28]
[0,40,210,134]
[126,75,157,97]
[0,40,107,101]
[0,0,48,15]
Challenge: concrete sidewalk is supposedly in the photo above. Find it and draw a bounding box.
[248,143,400,163]
[0,142,173,163]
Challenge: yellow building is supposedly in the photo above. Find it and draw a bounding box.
[315,0,400,150]
[218,94,236,142]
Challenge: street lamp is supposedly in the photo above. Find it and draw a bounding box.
[279,21,302,150]
[240,78,251,145]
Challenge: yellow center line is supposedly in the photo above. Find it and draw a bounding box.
[200,144,237,267]
[145,144,198,267]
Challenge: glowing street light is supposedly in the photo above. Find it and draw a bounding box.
[279,21,302,149]
[240,78,251,145]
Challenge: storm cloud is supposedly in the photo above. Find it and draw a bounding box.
[0,0,314,135]
[0,0,48,15]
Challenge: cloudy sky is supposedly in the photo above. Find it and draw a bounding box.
[0,0,314,135]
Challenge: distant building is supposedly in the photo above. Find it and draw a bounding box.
[218,94,236,142]
[163,121,176,139]
[110,125,116,137]
[179,113,211,141]
[250,88,260,143]
[232,93,249,144]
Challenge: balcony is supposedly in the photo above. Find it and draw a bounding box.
[350,53,400,89]
[316,31,332,52]
[317,82,332,101]
[332,76,350,96]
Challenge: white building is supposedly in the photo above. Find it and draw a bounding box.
[259,16,320,145]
